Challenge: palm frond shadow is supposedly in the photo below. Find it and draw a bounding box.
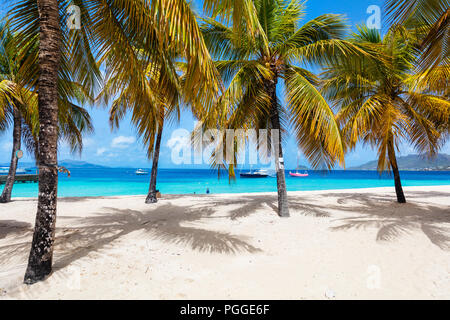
[211,194,330,220]
[0,220,32,240]
[1,191,448,277]
[324,192,450,250]
[0,201,265,273]
[53,202,263,270]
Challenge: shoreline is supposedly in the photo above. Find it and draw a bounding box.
[1,186,449,299]
[8,184,450,200]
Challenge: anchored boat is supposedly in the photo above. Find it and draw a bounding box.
[135,169,149,175]
[290,150,309,177]
[289,171,308,177]
[240,169,269,178]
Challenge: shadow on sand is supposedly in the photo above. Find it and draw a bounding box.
[0,220,32,240]
[0,200,265,272]
[0,189,448,275]
[320,192,450,250]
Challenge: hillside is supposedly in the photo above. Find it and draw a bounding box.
[1,160,108,169]
[349,154,450,171]
[59,160,109,169]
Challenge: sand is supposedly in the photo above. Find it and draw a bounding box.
[0,186,449,299]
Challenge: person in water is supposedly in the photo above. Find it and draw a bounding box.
[206,188,210,194]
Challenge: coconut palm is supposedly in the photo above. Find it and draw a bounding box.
[104,45,183,204]
[385,0,449,70]
[0,24,28,203]
[9,0,221,283]
[199,0,371,217]
[16,0,64,284]
[0,24,93,203]
[321,26,450,203]
[386,0,450,164]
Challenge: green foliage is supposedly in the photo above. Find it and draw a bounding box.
[321,26,450,172]
[200,0,373,173]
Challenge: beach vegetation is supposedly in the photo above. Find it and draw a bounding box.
[321,25,450,203]
[199,0,368,216]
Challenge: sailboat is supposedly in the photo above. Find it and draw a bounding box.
[289,171,308,177]
[289,151,308,177]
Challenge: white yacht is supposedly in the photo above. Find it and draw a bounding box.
[135,169,149,175]
[240,169,269,178]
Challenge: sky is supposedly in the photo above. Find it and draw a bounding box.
[0,0,449,169]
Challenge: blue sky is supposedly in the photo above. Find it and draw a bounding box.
[0,0,449,169]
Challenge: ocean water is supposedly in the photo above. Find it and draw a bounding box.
[5,168,450,198]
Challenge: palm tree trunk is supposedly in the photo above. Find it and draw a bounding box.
[265,78,290,217]
[388,141,406,203]
[24,0,61,284]
[0,107,22,203]
[145,121,163,204]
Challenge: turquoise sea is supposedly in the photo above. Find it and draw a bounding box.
[4,168,450,198]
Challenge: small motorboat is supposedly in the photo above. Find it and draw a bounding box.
[289,171,308,177]
[240,169,269,178]
[135,169,149,175]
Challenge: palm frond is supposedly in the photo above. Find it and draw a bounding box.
[283,65,344,168]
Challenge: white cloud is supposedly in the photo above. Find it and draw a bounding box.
[96,147,107,156]
[111,136,136,149]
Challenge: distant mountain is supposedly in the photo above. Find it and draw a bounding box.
[349,154,450,171]
[0,161,36,168]
[1,160,108,170]
[59,160,109,169]
[293,165,309,170]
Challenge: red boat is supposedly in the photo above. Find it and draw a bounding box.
[289,171,309,177]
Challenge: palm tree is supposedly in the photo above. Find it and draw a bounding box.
[385,0,450,135]
[321,26,450,203]
[0,24,93,203]
[18,0,62,284]
[199,0,368,217]
[105,47,183,204]
[0,25,26,203]
[9,0,221,283]
[0,107,21,203]
[385,0,449,70]
[146,109,165,203]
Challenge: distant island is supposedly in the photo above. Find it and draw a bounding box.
[59,160,110,169]
[1,160,110,169]
[349,154,450,171]
[3,155,449,171]
[0,161,36,168]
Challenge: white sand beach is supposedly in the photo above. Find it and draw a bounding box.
[0,186,449,300]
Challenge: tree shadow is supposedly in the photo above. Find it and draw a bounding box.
[0,220,32,240]
[208,190,449,250]
[1,189,448,282]
[209,194,329,219]
[0,201,263,274]
[210,196,278,220]
[323,192,450,250]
